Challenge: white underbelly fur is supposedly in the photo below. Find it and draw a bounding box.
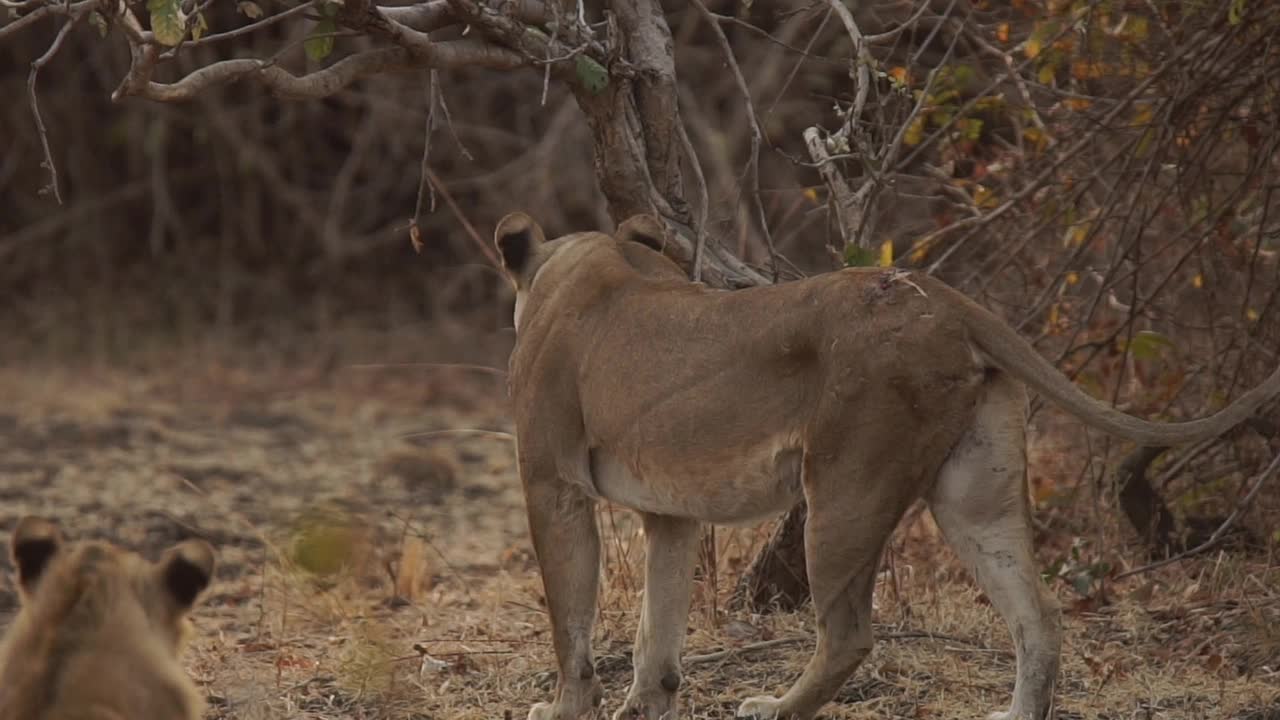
[588,440,803,526]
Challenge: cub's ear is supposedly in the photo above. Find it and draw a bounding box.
[158,539,216,611]
[616,213,669,252]
[10,516,64,595]
[494,211,546,287]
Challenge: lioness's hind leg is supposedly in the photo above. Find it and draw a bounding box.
[927,377,1061,720]
[738,461,911,720]
[524,477,604,720]
[614,513,700,720]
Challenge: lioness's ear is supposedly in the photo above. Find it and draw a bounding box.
[616,213,669,253]
[10,516,64,595]
[494,211,546,287]
[158,539,216,610]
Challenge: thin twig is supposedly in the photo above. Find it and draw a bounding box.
[167,1,314,51]
[1115,451,1280,580]
[822,0,871,134]
[683,637,807,667]
[410,70,439,252]
[676,115,710,282]
[690,0,778,281]
[27,3,87,204]
[682,627,999,667]
[425,167,500,268]
[398,428,515,442]
[343,362,506,376]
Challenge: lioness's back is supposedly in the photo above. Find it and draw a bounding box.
[0,517,215,720]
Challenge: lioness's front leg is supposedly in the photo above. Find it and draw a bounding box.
[524,470,604,720]
[614,513,700,720]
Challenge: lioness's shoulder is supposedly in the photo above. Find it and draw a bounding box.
[0,517,216,720]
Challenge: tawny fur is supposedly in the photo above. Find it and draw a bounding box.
[493,211,1280,720]
[0,517,215,720]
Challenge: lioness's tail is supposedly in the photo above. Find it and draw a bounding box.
[954,287,1280,446]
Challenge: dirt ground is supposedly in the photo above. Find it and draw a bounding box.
[1,327,1278,720]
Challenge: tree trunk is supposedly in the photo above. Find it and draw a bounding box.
[730,502,810,612]
[569,0,814,614]
[1114,445,1176,554]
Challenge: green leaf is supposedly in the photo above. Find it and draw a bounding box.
[1071,572,1093,597]
[191,10,208,41]
[843,244,878,268]
[1128,330,1174,361]
[147,0,186,46]
[305,17,336,62]
[575,54,609,94]
[1228,0,1246,25]
[89,9,109,37]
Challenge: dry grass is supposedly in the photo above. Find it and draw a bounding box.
[1,334,1277,720]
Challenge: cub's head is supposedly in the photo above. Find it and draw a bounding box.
[1,516,217,717]
[493,211,685,332]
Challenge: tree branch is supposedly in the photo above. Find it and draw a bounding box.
[0,0,92,41]
[27,0,90,204]
[690,0,777,280]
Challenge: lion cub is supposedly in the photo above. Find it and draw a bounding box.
[0,516,216,720]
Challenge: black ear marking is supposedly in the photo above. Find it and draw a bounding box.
[161,540,215,610]
[493,211,545,280]
[498,226,533,273]
[10,516,63,593]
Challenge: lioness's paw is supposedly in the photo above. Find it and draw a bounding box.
[736,696,783,719]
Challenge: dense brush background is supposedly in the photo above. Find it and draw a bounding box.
[2,1,1279,718]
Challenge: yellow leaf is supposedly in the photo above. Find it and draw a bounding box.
[904,116,926,147]
[1066,271,1080,285]
[878,239,894,267]
[1071,60,1104,80]
[1038,63,1056,85]
[910,244,929,264]
[1247,308,1260,322]
[1065,98,1092,111]
[889,66,908,85]
[1023,127,1049,152]
[997,22,1010,42]
[1128,15,1149,41]
[803,187,819,203]
[1025,36,1043,59]
[1131,104,1154,128]
[974,184,998,209]
[1192,273,1204,289]
[1063,224,1088,247]
[1048,303,1061,333]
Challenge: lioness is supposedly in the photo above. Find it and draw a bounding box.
[0,517,216,720]
[494,211,1280,720]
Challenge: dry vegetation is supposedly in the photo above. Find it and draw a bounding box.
[1,335,1277,720]
[4,0,1280,717]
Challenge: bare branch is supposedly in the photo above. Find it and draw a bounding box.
[166,1,313,51]
[409,69,439,251]
[804,126,866,256]
[0,0,92,42]
[115,39,520,104]
[823,0,871,133]
[1115,451,1280,580]
[27,1,89,204]
[677,115,709,282]
[690,0,778,280]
